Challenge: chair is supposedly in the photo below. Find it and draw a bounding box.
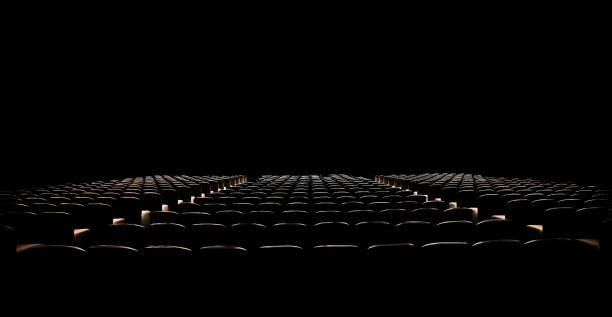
[4,212,39,243]
[394,221,433,246]
[523,238,598,258]
[457,190,476,207]
[366,243,416,258]
[144,245,193,257]
[58,203,86,227]
[505,199,533,224]
[88,245,141,259]
[313,210,343,223]
[269,223,309,247]
[83,203,114,228]
[38,212,73,244]
[420,242,470,258]
[557,199,584,209]
[189,223,230,248]
[405,195,427,203]
[441,208,474,222]
[476,219,525,241]
[198,245,248,258]
[312,245,362,257]
[433,221,475,243]
[97,224,148,249]
[576,207,610,238]
[280,210,310,224]
[380,208,411,224]
[395,201,420,211]
[367,202,392,212]
[409,208,441,223]
[176,202,203,213]
[247,211,275,226]
[312,221,352,246]
[257,245,303,257]
[477,194,502,220]
[230,223,268,249]
[232,202,256,213]
[543,207,577,238]
[30,203,57,213]
[19,245,87,260]
[212,210,245,226]
[148,223,187,246]
[142,192,162,212]
[422,200,448,211]
[471,239,522,257]
[354,221,392,247]
[529,199,557,224]
[116,197,142,224]
[181,212,211,225]
[346,209,376,224]
[150,211,181,224]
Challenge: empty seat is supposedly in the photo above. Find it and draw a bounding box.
[434,221,475,243]
[83,203,114,228]
[409,208,441,223]
[142,192,162,212]
[116,197,142,224]
[472,239,522,257]
[4,212,39,243]
[230,223,267,249]
[442,208,474,222]
[30,203,57,213]
[395,221,433,245]
[247,211,275,226]
[312,245,362,257]
[150,211,181,224]
[422,200,448,211]
[197,245,248,257]
[257,245,303,257]
[505,199,533,224]
[557,199,583,209]
[88,245,141,259]
[144,245,193,257]
[420,242,470,258]
[189,223,230,248]
[576,207,610,238]
[19,245,87,260]
[476,219,525,241]
[176,202,203,213]
[380,208,411,224]
[38,212,73,244]
[477,194,502,220]
[313,210,343,223]
[346,209,376,224]
[97,224,148,249]
[280,210,310,224]
[269,223,309,246]
[181,212,211,225]
[523,238,598,258]
[354,221,392,246]
[212,210,245,226]
[366,243,416,258]
[543,207,577,238]
[312,221,351,246]
[148,223,187,246]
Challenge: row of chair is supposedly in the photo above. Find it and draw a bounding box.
[14,238,600,260]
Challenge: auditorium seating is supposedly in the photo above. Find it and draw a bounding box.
[1,173,610,264]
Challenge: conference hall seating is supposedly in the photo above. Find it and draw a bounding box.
[1,173,610,264]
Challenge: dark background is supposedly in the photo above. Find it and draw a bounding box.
[2,7,610,189]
